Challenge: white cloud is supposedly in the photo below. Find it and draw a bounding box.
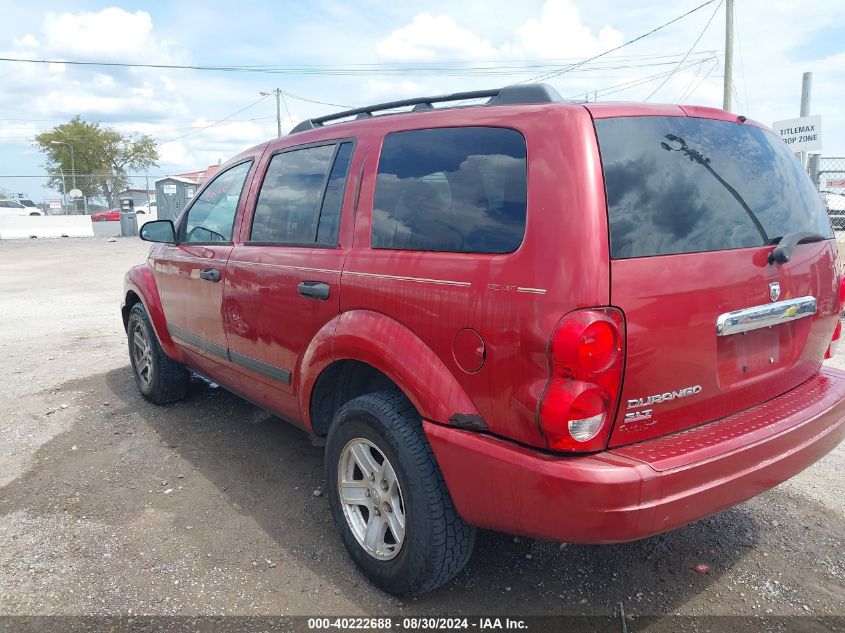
[364,79,424,98]
[0,123,39,140]
[516,0,621,58]
[158,141,193,167]
[377,12,503,60]
[13,34,38,48]
[32,90,187,118]
[93,73,115,87]
[41,7,186,65]
[160,75,177,92]
[376,0,620,62]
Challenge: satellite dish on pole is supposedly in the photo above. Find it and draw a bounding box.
[69,188,83,198]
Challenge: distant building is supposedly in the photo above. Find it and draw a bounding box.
[117,188,156,207]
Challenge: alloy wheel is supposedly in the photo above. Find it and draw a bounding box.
[131,320,154,388]
[337,438,406,560]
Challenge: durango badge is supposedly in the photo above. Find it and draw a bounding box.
[628,385,703,410]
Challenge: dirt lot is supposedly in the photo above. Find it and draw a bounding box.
[0,238,842,620]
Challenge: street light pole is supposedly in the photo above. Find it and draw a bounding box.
[260,89,283,138]
[50,140,77,212]
[59,169,67,215]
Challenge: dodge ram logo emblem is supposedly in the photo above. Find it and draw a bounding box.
[769,282,781,302]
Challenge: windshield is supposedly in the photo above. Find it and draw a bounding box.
[595,116,832,259]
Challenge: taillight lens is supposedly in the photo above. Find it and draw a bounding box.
[538,308,625,452]
[825,276,845,360]
[839,276,845,313]
[826,318,842,360]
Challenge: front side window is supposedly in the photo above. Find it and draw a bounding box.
[371,127,527,253]
[250,142,353,245]
[181,161,252,243]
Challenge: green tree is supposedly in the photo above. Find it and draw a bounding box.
[35,116,159,208]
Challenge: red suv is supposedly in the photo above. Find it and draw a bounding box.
[123,84,845,596]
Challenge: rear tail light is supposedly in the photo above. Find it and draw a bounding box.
[839,275,845,314]
[826,318,842,360]
[826,276,845,359]
[538,308,625,452]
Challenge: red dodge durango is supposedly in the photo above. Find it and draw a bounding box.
[122,84,845,596]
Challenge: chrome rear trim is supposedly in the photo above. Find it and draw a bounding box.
[716,296,817,336]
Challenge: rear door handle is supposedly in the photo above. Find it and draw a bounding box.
[199,268,221,282]
[297,281,330,301]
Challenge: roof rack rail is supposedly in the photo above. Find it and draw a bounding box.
[289,83,562,134]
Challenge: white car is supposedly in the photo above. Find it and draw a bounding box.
[0,199,42,216]
[134,202,157,216]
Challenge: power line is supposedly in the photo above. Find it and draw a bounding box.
[160,95,270,143]
[0,115,281,143]
[675,56,708,101]
[734,5,751,112]
[644,0,723,101]
[521,0,718,84]
[678,57,720,101]
[278,90,351,108]
[0,49,722,75]
[564,57,713,100]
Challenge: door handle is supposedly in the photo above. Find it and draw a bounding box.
[298,281,330,301]
[199,268,221,282]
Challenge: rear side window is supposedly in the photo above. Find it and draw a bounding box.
[250,142,353,245]
[372,127,527,253]
[595,116,832,259]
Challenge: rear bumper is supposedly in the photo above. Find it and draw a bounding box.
[424,367,845,543]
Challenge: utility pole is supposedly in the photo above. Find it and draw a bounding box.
[799,72,813,169]
[722,0,734,111]
[260,88,283,138]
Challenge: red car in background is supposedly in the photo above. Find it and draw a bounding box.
[91,209,120,222]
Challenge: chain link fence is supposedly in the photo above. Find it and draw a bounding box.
[1,172,154,216]
[815,157,845,231]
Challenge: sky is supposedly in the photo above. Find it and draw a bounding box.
[1,0,844,202]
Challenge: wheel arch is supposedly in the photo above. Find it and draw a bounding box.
[122,264,181,360]
[300,310,478,436]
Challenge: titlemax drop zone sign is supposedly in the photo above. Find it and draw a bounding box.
[772,115,822,153]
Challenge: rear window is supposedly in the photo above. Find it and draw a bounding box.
[372,127,527,253]
[595,116,832,259]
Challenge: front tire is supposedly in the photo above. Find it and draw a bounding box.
[127,303,188,404]
[326,391,476,596]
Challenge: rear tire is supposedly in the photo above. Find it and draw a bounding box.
[325,391,476,596]
[127,303,188,404]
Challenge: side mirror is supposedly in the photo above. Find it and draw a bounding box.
[139,220,176,243]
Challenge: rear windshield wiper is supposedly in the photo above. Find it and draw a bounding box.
[768,231,828,264]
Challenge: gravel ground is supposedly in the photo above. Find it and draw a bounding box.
[0,237,842,621]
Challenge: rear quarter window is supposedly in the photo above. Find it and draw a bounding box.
[371,127,527,254]
[595,116,832,259]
